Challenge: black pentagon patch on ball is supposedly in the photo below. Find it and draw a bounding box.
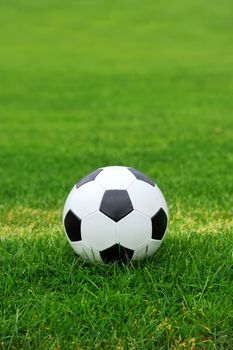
[128,167,155,186]
[151,208,167,240]
[64,210,82,242]
[76,168,103,189]
[100,190,133,222]
[100,244,134,263]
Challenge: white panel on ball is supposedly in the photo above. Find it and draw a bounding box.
[64,181,104,219]
[71,241,102,262]
[81,212,116,251]
[155,184,169,216]
[128,180,164,217]
[95,166,136,190]
[63,185,76,219]
[116,210,151,250]
[146,239,162,256]
[132,239,161,260]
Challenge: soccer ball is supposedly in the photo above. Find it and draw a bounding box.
[63,166,168,263]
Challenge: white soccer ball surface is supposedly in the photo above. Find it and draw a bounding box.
[63,166,168,263]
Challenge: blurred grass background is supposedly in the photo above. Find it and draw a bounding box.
[0,0,232,210]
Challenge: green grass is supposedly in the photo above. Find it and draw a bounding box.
[0,0,233,349]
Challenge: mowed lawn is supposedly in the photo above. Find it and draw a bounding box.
[0,0,233,349]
